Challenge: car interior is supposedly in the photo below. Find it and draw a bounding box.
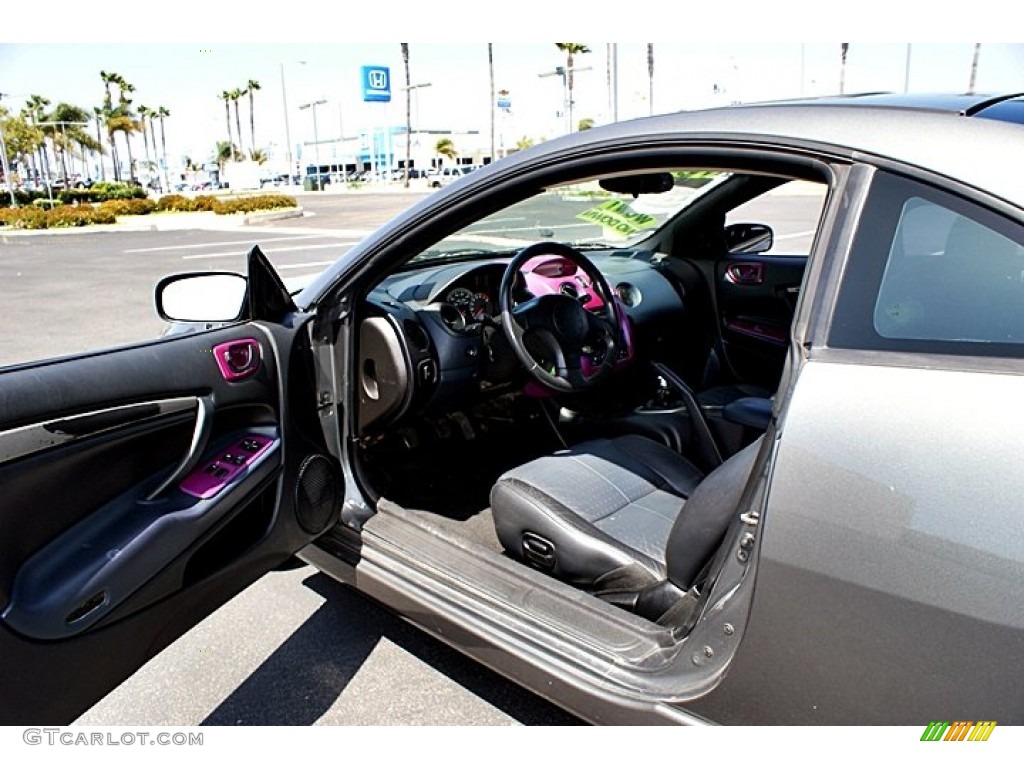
[341,163,828,629]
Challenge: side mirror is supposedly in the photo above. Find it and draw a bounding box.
[725,223,774,255]
[155,272,248,323]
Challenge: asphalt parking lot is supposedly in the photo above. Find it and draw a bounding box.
[0,191,429,367]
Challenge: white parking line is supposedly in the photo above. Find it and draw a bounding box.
[182,242,357,260]
[466,222,591,236]
[237,226,373,238]
[774,229,816,241]
[275,261,336,270]
[471,217,526,225]
[124,235,326,253]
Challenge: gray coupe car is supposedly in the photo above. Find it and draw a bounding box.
[2,93,1023,725]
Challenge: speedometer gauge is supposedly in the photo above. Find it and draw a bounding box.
[471,292,490,320]
[446,287,475,310]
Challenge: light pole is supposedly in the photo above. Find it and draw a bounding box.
[401,82,431,182]
[539,65,591,134]
[279,63,293,179]
[299,98,326,189]
[280,60,307,181]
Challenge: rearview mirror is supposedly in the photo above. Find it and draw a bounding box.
[155,272,248,323]
[725,223,774,255]
[599,173,674,196]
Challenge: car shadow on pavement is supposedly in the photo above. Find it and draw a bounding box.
[201,572,581,725]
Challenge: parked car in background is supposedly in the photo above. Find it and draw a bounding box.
[3,94,1024,726]
[260,174,291,189]
[430,165,477,188]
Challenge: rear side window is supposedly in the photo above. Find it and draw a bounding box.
[830,172,1024,356]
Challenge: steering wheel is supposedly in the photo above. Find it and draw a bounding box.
[499,241,625,393]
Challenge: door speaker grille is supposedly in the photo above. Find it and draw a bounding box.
[294,454,341,534]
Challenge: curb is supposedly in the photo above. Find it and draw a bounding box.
[242,208,305,225]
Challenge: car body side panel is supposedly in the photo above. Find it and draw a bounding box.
[688,358,1024,724]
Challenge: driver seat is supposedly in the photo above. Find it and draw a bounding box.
[491,434,761,618]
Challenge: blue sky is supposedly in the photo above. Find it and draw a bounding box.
[2,33,1021,167]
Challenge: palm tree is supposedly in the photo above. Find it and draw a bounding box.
[435,137,457,168]
[647,43,655,116]
[554,43,591,133]
[115,76,137,181]
[515,136,534,151]
[968,43,981,93]
[2,107,44,185]
[99,71,118,104]
[138,105,153,180]
[99,71,121,179]
[144,108,159,187]
[606,43,613,121]
[105,109,134,182]
[24,94,51,186]
[157,106,170,190]
[47,102,98,186]
[839,43,849,94]
[401,43,411,187]
[230,88,245,160]
[219,91,233,158]
[214,140,233,171]
[92,106,106,181]
[246,80,261,155]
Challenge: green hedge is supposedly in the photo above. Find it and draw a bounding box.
[0,193,297,229]
[0,204,117,229]
[48,205,118,227]
[88,181,147,200]
[2,183,148,209]
[154,194,193,212]
[11,189,46,207]
[97,198,158,216]
[58,188,103,205]
[212,194,296,215]
[192,195,218,211]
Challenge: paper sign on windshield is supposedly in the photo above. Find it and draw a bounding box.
[576,199,657,238]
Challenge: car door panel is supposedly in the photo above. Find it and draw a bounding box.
[0,319,341,724]
[715,254,806,388]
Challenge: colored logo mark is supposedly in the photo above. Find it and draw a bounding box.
[920,721,996,741]
[361,66,391,103]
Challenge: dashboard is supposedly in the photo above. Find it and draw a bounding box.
[357,250,687,432]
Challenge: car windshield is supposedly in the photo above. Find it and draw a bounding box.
[410,170,730,265]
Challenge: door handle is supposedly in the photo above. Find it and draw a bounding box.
[724,262,765,286]
[213,338,262,381]
[144,394,215,501]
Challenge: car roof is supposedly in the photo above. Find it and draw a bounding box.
[511,100,1024,209]
[773,91,1024,122]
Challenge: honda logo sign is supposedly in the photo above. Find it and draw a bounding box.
[361,66,391,103]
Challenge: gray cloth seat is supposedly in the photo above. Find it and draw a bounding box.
[491,433,761,600]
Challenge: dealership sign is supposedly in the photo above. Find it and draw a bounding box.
[361,66,391,103]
